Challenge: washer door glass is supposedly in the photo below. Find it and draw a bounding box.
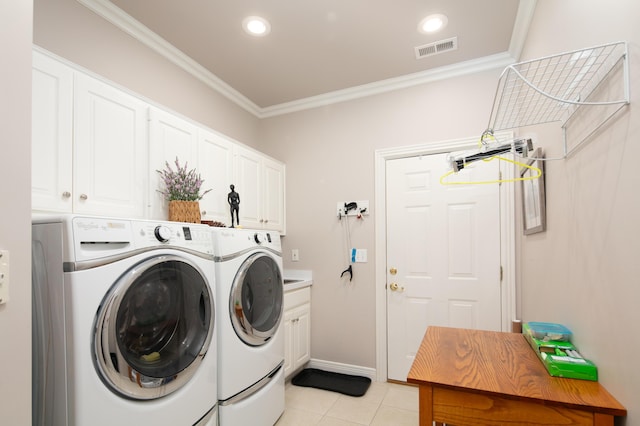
[94,255,214,400]
[230,252,283,346]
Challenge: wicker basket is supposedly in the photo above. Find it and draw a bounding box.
[168,200,201,223]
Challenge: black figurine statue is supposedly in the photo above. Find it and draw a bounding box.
[228,184,240,227]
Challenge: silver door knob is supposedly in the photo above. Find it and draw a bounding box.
[62,191,71,198]
[79,194,88,200]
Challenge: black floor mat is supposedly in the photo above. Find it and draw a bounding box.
[291,368,371,397]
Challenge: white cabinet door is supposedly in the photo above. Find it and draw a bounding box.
[292,303,311,368]
[283,308,295,378]
[283,288,311,378]
[197,129,233,224]
[233,145,285,231]
[73,74,148,218]
[32,51,73,212]
[148,108,198,220]
[233,146,262,229]
[262,157,285,232]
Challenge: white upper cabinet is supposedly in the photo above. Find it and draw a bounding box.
[32,51,73,213]
[233,146,262,229]
[197,129,234,224]
[32,50,148,218]
[262,156,286,232]
[73,74,149,218]
[148,108,198,220]
[233,145,285,233]
[31,49,285,230]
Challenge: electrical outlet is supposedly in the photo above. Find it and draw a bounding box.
[291,249,299,262]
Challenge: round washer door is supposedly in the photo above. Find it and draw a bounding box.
[93,255,214,400]
[230,252,283,346]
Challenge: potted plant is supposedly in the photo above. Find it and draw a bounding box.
[157,157,211,223]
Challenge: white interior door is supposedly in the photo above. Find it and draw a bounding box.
[386,153,502,381]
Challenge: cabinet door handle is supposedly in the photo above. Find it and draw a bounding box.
[201,210,207,215]
[79,194,88,200]
[62,191,71,198]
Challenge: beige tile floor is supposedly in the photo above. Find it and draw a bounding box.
[276,380,419,426]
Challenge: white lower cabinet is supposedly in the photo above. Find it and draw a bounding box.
[283,287,311,379]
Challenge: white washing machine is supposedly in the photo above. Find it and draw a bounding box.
[211,228,285,426]
[32,215,218,426]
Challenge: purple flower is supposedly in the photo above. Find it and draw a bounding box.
[156,157,212,201]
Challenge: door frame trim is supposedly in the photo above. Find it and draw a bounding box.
[374,133,516,382]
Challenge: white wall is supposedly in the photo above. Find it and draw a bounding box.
[0,1,33,424]
[260,68,501,368]
[516,0,639,422]
[33,0,261,149]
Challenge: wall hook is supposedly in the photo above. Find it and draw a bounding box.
[340,264,353,281]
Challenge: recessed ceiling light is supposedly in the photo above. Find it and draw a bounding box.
[243,16,271,36]
[418,14,448,34]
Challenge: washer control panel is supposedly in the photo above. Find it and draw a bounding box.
[71,216,214,261]
[134,221,213,254]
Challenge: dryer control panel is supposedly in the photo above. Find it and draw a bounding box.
[211,228,281,257]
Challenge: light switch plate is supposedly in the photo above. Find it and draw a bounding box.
[0,250,9,305]
[351,248,368,263]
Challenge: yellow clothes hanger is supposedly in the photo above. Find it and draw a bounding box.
[439,155,542,185]
[440,132,542,185]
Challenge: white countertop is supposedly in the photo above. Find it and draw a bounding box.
[283,269,313,291]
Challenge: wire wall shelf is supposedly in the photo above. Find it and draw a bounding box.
[486,41,629,156]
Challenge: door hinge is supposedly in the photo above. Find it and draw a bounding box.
[498,170,503,186]
[500,266,503,282]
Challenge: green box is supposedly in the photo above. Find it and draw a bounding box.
[523,322,598,381]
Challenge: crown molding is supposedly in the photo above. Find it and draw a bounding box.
[259,52,514,118]
[77,0,534,119]
[509,0,537,61]
[77,0,262,116]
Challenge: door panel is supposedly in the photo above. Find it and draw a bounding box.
[386,153,502,381]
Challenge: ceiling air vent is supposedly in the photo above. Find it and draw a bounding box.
[414,37,458,60]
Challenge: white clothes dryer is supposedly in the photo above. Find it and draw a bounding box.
[211,228,285,426]
[32,215,218,426]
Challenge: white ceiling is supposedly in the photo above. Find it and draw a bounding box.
[81,0,536,117]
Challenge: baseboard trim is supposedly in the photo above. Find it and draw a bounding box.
[305,359,378,382]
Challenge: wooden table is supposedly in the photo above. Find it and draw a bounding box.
[407,326,626,426]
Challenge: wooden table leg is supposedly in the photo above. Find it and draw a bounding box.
[594,413,613,426]
[418,385,434,426]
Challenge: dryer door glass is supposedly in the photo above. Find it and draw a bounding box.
[94,255,215,400]
[230,252,283,346]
